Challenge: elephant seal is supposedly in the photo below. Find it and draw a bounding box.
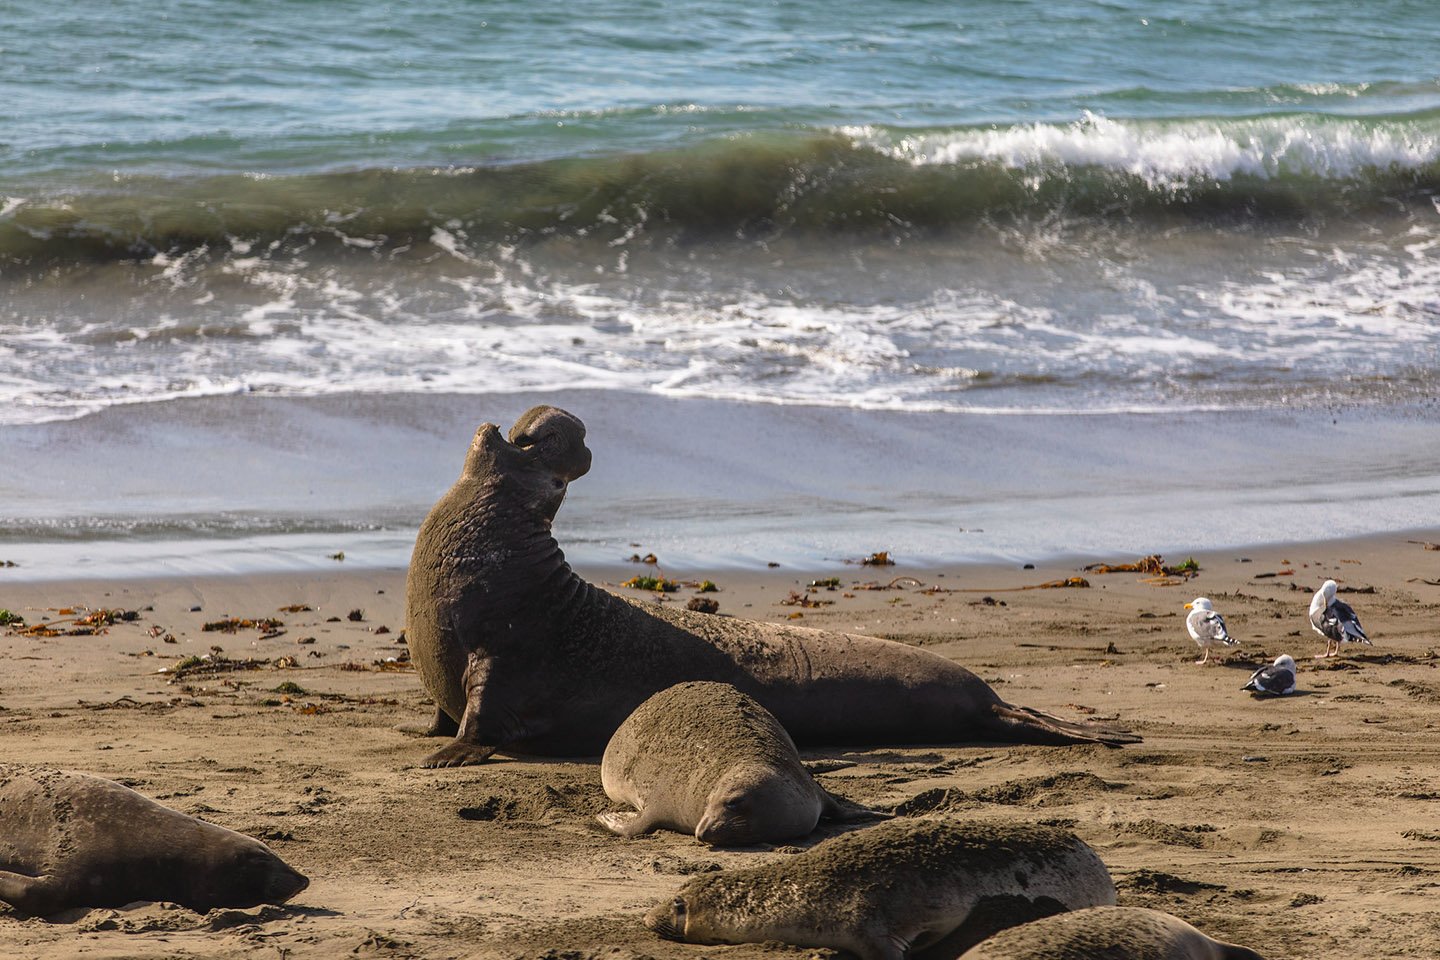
[643,818,1116,960]
[404,405,1138,767]
[956,906,1266,960]
[0,765,308,916]
[598,681,882,845]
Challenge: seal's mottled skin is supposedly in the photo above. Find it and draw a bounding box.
[957,906,1266,960]
[404,405,1138,768]
[644,818,1117,960]
[598,681,880,845]
[0,766,308,917]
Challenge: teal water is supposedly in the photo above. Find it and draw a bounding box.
[1,2,1438,574]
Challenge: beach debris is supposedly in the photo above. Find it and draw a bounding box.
[686,597,719,614]
[621,575,680,592]
[328,551,345,561]
[0,609,24,626]
[163,653,270,680]
[0,560,17,567]
[202,617,284,634]
[767,561,780,568]
[277,604,313,613]
[695,580,718,593]
[627,552,659,564]
[297,636,317,644]
[851,551,895,566]
[12,608,140,636]
[1084,555,1200,581]
[373,625,391,635]
[1407,540,1440,551]
[1407,578,1440,586]
[781,591,831,608]
[272,681,308,696]
[809,577,842,590]
[347,609,365,621]
[853,576,925,591]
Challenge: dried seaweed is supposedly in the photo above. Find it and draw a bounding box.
[621,575,680,592]
[202,617,284,633]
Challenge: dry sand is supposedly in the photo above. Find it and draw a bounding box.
[2,533,1439,959]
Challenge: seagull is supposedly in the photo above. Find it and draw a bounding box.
[1309,579,1369,658]
[1184,597,1238,664]
[1242,654,1297,696]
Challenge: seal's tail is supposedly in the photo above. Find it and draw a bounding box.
[991,703,1141,747]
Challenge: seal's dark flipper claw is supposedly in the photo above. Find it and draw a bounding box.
[422,741,498,768]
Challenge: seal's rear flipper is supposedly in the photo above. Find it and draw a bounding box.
[992,704,1141,747]
[0,871,63,917]
[819,789,890,824]
[596,809,659,838]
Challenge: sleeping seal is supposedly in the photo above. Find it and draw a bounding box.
[956,906,1265,960]
[404,405,1138,767]
[0,765,308,916]
[598,681,881,845]
[643,818,1116,960]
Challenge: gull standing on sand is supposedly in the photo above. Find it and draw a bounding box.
[1184,597,1238,664]
[1242,654,1297,696]
[1309,579,1370,658]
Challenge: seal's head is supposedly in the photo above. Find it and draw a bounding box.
[694,763,822,846]
[462,406,592,522]
[643,879,762,947]
[188,836,310,911]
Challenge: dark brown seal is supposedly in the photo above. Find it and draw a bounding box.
[0,765,308,916]
[957,906,1266,960]
[404,405,1138,767]
[643,818,1116,960]
[598,681,881,845]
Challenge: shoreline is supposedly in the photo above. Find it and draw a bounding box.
[2,390,1438,580]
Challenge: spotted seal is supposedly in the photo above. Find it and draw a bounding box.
[404,406,1138,767]
[598,681,881,845]
[643,818,1116,960]
[0,765,308,916]
[956,906,1265,960]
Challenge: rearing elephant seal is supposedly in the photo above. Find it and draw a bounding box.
[598,681,882,845]
[0,765,308,916]
[405,405,1137,767]
[956,906,1266,960]
[643,818,1117,960]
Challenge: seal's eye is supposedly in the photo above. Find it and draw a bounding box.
[722,797,744,810]
[513,432,536,449]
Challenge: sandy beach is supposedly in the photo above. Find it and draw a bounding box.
[3,533,1438,958]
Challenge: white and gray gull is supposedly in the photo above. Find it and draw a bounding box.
[1242,654,1297,696]
[1309,579,1369,659]
[1184,597,1238,665]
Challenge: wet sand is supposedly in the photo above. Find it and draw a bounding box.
[2,533,1439,958]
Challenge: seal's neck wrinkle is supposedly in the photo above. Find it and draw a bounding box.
[440,475,586,623]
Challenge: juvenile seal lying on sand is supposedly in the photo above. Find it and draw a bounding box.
[643,818,1116,960]
[956,906,1265,960]
[0,765,308,916]
[405,405,1137,767]
[598,681,881,845]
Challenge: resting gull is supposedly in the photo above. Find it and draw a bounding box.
[1184,597,1238,665]
[1242,654,1297,696]
[1309,579,1369,659]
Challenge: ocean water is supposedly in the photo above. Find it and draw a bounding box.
[2,1,1438,576]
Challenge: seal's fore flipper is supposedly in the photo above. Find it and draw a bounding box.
[395,706,460,738]
[595,809,659,838]
[0,871,63,917]
[818,788,890,824]
[422,741,498,768]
